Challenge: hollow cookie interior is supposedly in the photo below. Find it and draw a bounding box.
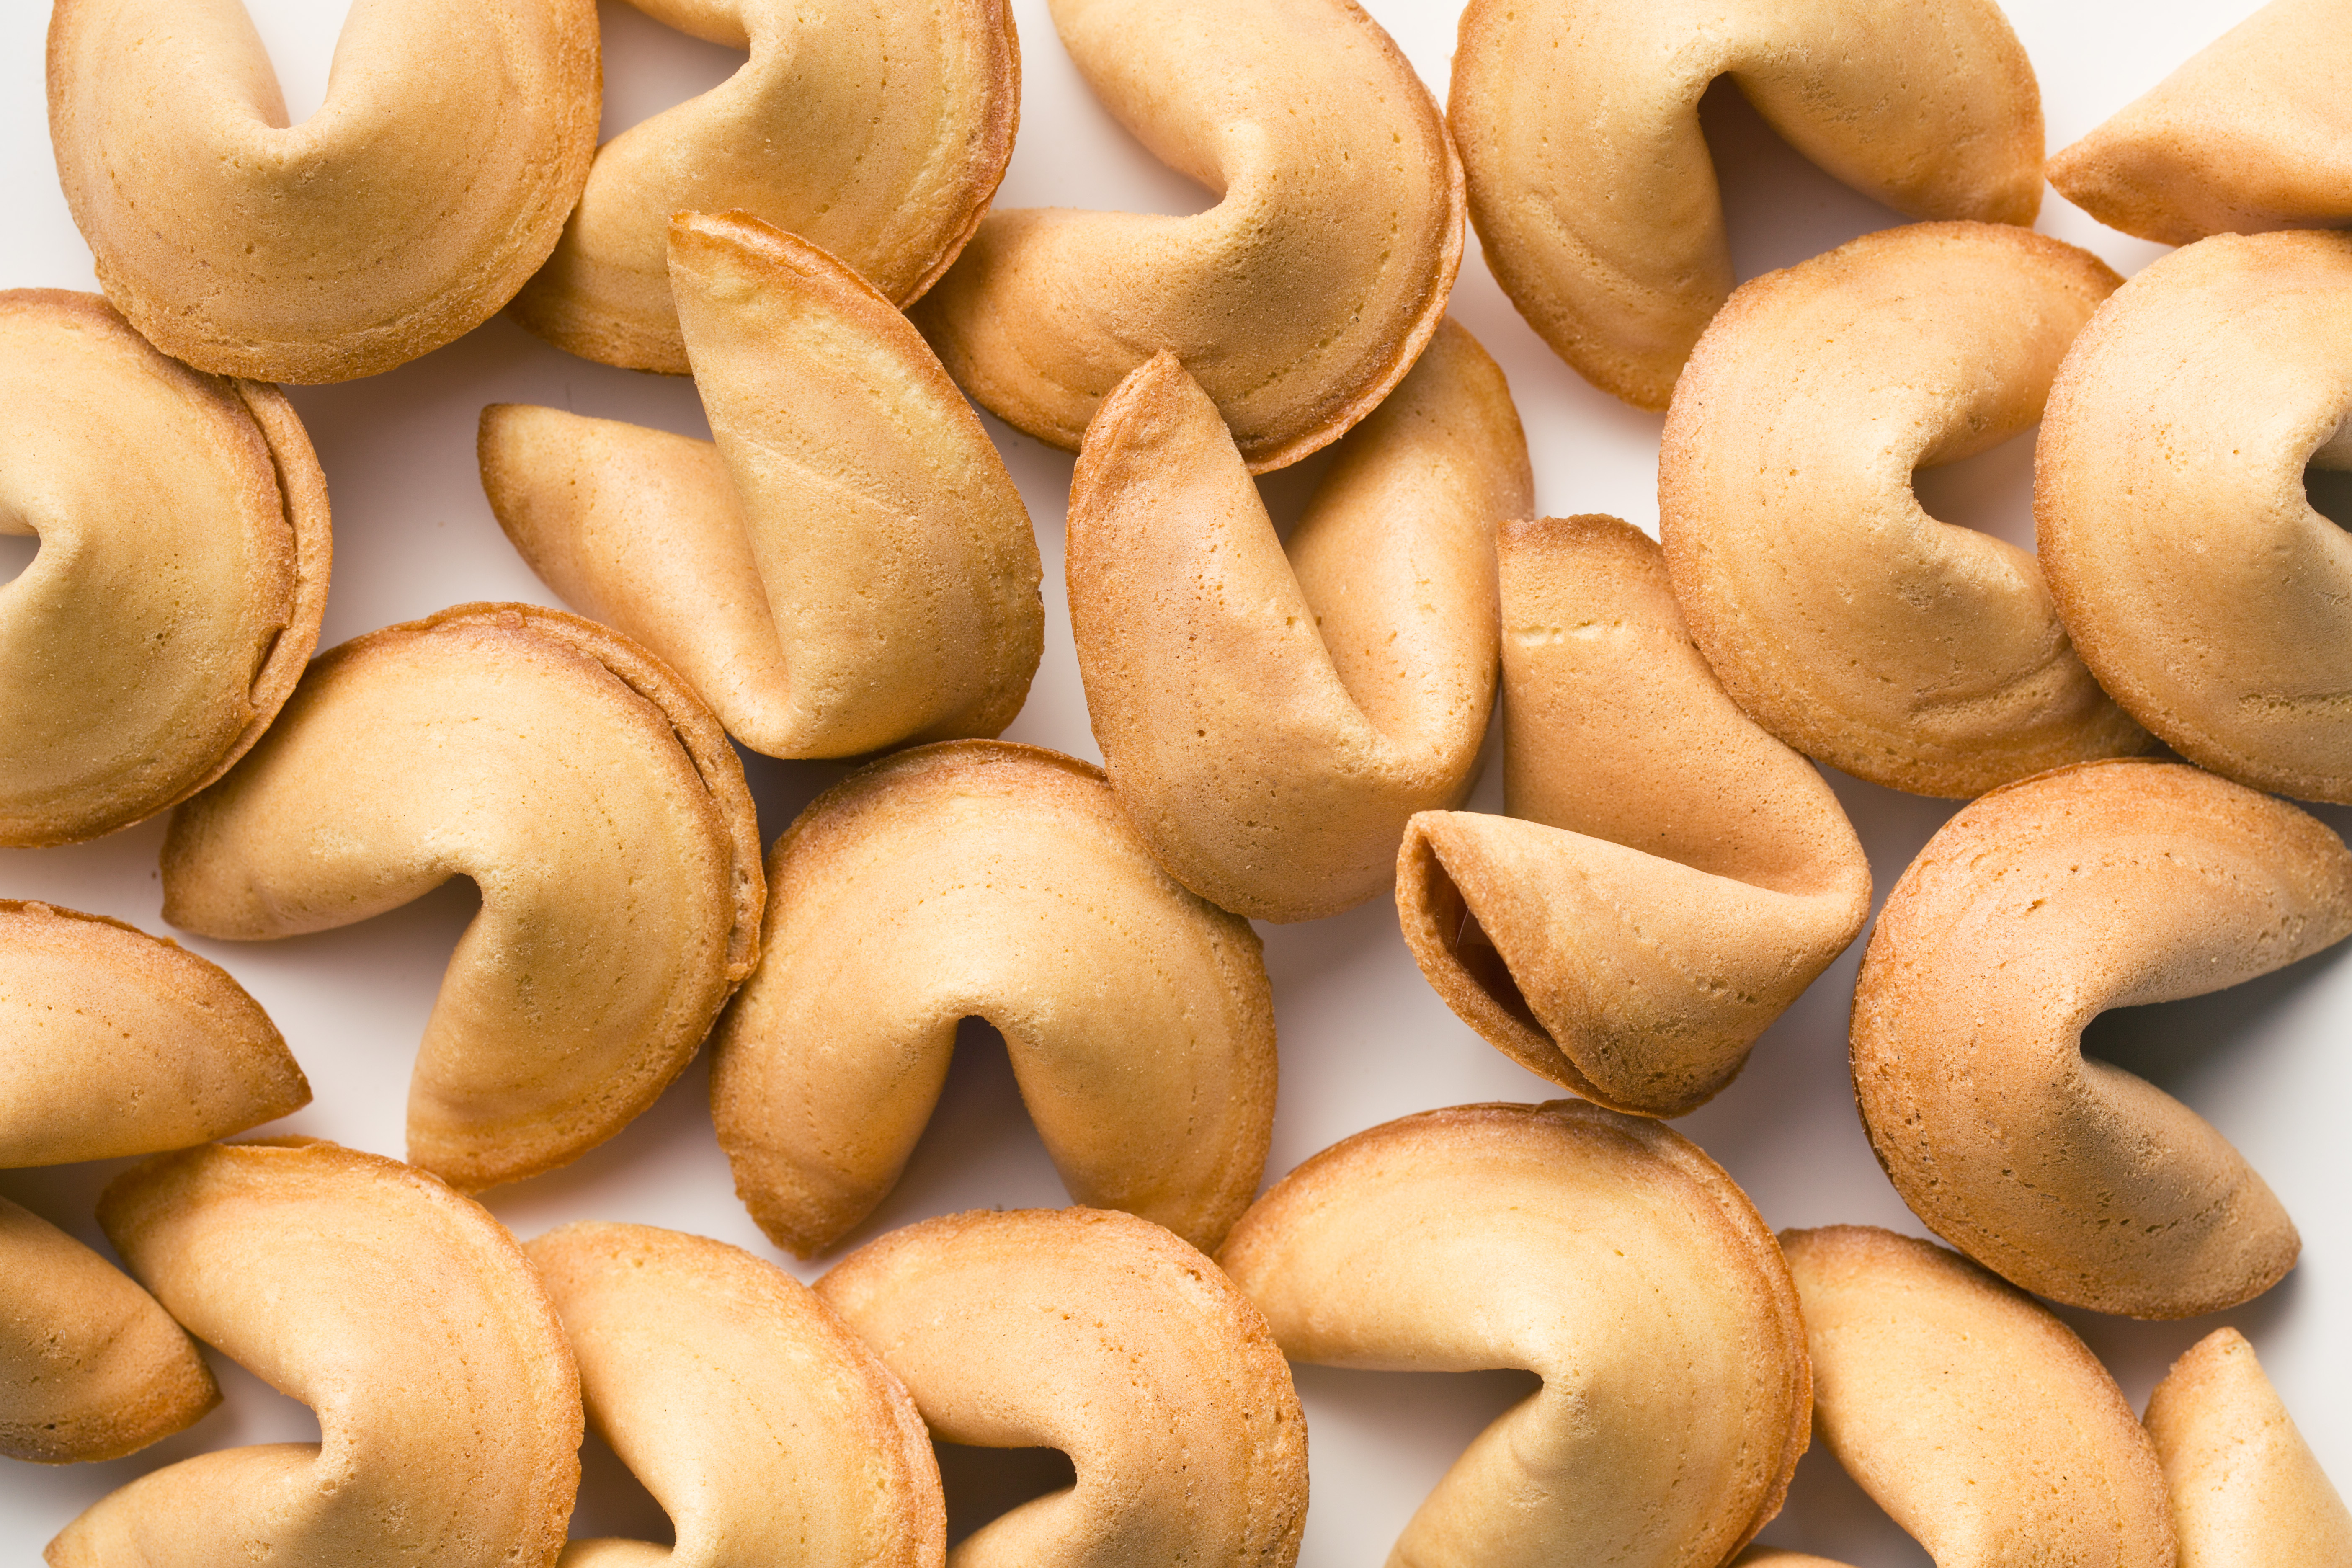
[1396,516,1870,1117]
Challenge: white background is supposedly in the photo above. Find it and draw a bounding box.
[5,0,2346,1562]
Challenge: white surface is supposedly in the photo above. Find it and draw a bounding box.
[5,0,2348,1561]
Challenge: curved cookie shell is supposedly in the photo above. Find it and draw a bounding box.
[48,0,597,383]
[711,741,1275,1257]
[2048,0,2352,245]
[1067,322,1530,922]
[2,901,307,1168]
[816,1207,1305,1568]
[45,1139,582,1566]
[162,604,764,1192]
[1852,760,2352,1317]
[528,1223,944,1568]
[1,1195,216,1466]
[1217,1101,1809,1568]
[910,0,1462,472]
[2038,231,2352,803]
[1399,516,1870,1117]
[510,0,1016,371]
[3,901,308,1464]
[1452,0,2041,409]
[2144,1328,2352,1566]
[1,290,330,848]
[486,212,1042,761]
[1660,223,2148,797]
[1782,1226,2176,1568]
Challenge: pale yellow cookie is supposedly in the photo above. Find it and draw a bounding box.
[1399,516,1870,1117]
[162,604,763,1192]
[48,0,598,382]
[3,900,309,1465]
[2039,230,2352,803]
[1066,321,1530,922]
[1452,0,2042,409]
[711,742,1274,1257]
[510,0,1016,371]
[485,212,1042,761]
[1853,760,2352,1317]
[1660,223,2149,797]
[1218,1101,1809,1568]
[529,1222,944,1568]
[0,290,328,848]
[910,0,1462,472]
[45,1139,581,1567]
[817,1207,1305,1568]
[2144,1328,2352,1567]
[1782,1226,2176,1568]
[2048,0,2352,245]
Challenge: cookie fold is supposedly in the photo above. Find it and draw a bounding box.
[45,1140,582,1566]
[2039,230,2352,804]
[48,0,598,382]
[1782,1226,2176,1568]
[1452,0,2042,408]
[2048,0,2352,245]
[1398,516,1870,1116]
[1852,760,2352,1317]
[1067,322,1530,923]
[162,604,764,1192]
[1,290,329,848]
[510,0,1016,370]
[529,1222,945,1568]
[1217,1101,1809,1568]
[711,742,1275,1257]
[1660,223,2148,797]
[910,0,1462,472]
[818,1207,1305,1568]
[486,211,1042,762]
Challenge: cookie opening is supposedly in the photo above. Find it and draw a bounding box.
[0,530,34,588]
[2305,464,2352,530]
[1700,77,1907,289]
[566,1426,675,1549]
[1913,430,2040,552]
[938,1440,1078,1547]
[1413,842,1545,1038]
[598,3,745,146]
[242,0,347,128]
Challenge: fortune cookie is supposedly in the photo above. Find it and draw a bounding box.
[1781,1225,2177,1568]
[1450,0,2043,409]
[1066,321,1531,923]
[1853,760,2352,1317]
[711,742,1275,1257]
[162,604,764,1192]
[1217,1101,1809,1568]
[3,900,309,1465]
[528,1222,944,1568]
[911,0,1462,471]
[1660,222,2149,797]
[45,1139,582,1566]
[48,0,597,382]
[485,211,1042,761]
[1,290,329,849]
[2039,230,2352,803]
[2143,1327,2352,1566]
[1398,516,1870,1117]
[2048,0,2352,245]
[510,0,1016,371]
[817,1207,1306,1568]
